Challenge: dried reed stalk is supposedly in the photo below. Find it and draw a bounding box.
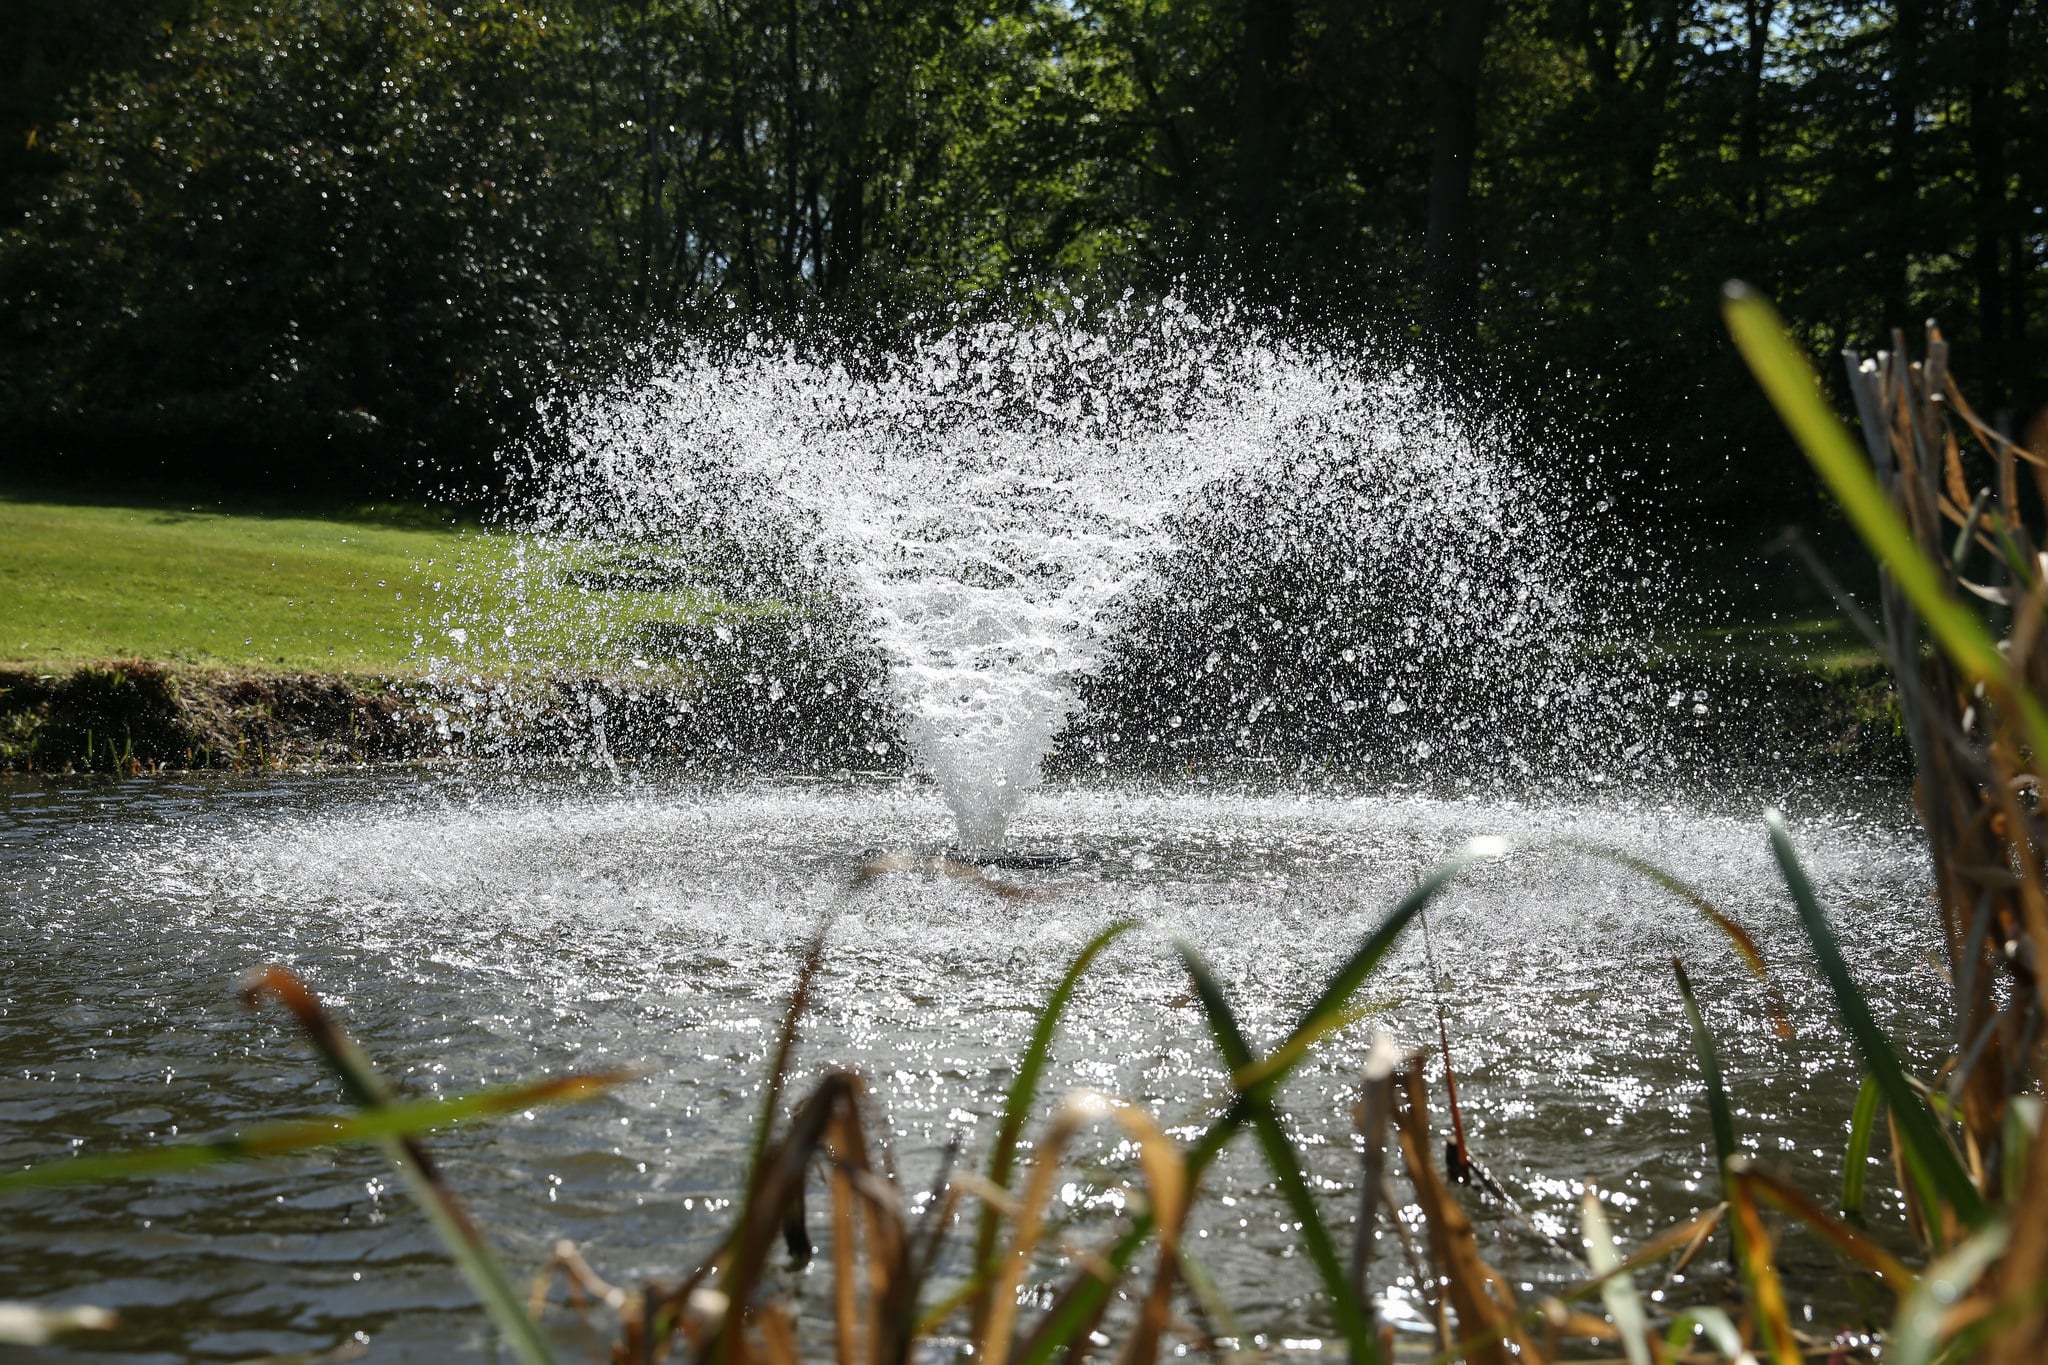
[1839,330,2048,1360]
[1387,1060,1538,1364]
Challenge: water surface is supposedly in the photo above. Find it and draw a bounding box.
[2,771,1939,1359]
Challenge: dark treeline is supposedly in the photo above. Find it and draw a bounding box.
[0,0,2041,517]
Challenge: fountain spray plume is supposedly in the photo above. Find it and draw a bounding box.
[463,296,1634,843]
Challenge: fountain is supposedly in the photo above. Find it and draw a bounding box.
[448,300,1617,845]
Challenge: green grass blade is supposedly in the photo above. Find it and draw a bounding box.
[986,921,1137,1191]
[1579,1190,1652,1365]
[2004,1097,2041,1205]
[1177,942,1380,1365]
[0,1071,631,1194]
[971,919,1135,1331]
[1765,814,1987,1227]
[1174,1244,1249,1352]
[1565,840,1770,981]
[1721,283,2048,747]
[1844,1073,1883,1223]
[1671,956,1743,1265]
[1221,840,1506,1116]
[1013,839,1503,1365]
[747,928,829,1191]
[1670,957,1737,1171]
[1663,1306,1744,1360]
[387,1130,559,1365]
[1951,487,1993,570]
[1285,839,1506,1058]
[245,968,562,1365]
[1888,1221,2010,1365]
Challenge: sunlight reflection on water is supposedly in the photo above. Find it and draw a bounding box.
[2,770,1937,1359]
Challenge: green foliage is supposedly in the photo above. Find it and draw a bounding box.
[0,0,587,486]
[1671,958,1738,1194]
[0,0,193,208]
[971,918,1135,1331]
[0,0,2042,508]
[0,1071,623,1195]
[1174,941,1381,1365]
[1766,812,1989,1229]
[1843,1072,1883,1222]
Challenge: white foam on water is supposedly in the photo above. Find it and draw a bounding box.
[99,780,1928,997]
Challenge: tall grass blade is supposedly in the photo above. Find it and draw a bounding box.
[749,927,831,1193]
[1671,956,1742,1266]
[2004,1097,2040,1206]
[1105,1100,1189,1365]
[979,1091,1112,1365]
[1727,1170,1801,1365]
[1388,1063,1533,1365]
[1662,1305,1747,1362]
[1765,814,1987,1226]
[243,967,562,1365]
[1419,911,1470,1179]
[970,919,1135,1334]
[1564,838,1798,1036]
[1349,1033,1398,1312]
[1845,1073,1883,1223]
[1538,1206,1724,1316]
[1670,958,1737,1183]
[1284,840,1507,1061]
[1721,282,2048,747]
[1013,840,1504,1365]
[1177,943,1380,1365]
[1173,1246,1250,1359]
[0,1071,630,1194]
[697,924,832,1364]
[1729,1156,1916,1291]
[1567,841,1771,980]
[1578,1190,1651,1365]
[1889,1221,2010,1365]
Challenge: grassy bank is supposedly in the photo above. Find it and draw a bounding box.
[0,485,491,672]
[0,661,425,772]
[0,481,1909,779]
[0,484,763,679]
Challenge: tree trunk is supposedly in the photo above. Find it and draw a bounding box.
[1884,0,1924,330]
[824,74,872,297]
[1738,0,1774,225]
[1423,0,1491,346]
[1969,0,2016,400]
[1236,0,1294,290]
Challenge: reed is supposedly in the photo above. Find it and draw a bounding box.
[1723,285,2048,1361]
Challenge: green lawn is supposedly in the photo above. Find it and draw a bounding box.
[0,488,493,672]
[2,481,1880,683]
[0,486,757,675]
[1675,615,1884,674]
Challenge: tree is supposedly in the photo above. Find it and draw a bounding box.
[0,0,591,488]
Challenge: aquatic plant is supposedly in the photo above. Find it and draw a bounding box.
[1720,286,2048,1362]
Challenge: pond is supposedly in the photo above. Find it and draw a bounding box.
[2,769,1936,1360]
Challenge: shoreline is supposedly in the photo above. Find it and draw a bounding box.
[1,654,1911,785]
[0,660,426,773]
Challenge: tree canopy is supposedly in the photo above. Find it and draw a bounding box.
[0,0,2040,513]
